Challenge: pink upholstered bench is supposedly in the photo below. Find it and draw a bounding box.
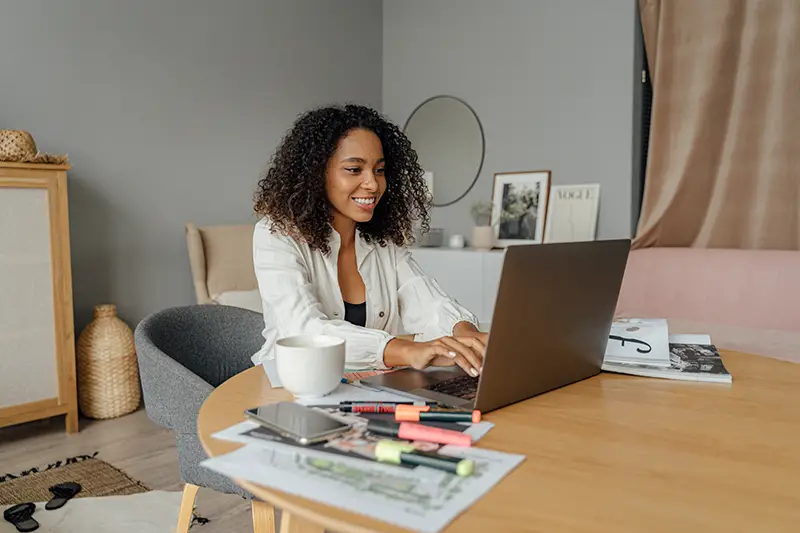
[615,247,800,363]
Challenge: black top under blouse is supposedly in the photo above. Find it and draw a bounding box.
[343,300,367,327]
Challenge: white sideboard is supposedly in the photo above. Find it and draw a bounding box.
[409,247,506,330]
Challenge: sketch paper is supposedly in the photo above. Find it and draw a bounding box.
[201,442,524,533]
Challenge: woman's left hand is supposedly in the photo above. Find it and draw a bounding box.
[464,330,488,347]
[453,322,488,355]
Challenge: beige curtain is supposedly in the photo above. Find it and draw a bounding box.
[634,0,800,250]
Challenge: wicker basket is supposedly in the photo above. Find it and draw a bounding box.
[76,304,141,419]
[0,129,69,164]
[0,130,37,162]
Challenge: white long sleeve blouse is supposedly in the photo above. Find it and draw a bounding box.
[250,218,480,370]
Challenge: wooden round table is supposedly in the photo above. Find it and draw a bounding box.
[198,351,800,533]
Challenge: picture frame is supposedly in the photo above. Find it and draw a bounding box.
[490,170,551,247]
[544,183,601,243]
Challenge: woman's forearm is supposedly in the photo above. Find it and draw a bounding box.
[383,337,414,367]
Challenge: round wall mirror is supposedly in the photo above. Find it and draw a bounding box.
[403,95,485,207]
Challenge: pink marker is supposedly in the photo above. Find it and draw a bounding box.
[366,420,472,447]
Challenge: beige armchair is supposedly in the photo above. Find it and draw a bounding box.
[185,223,261,312]
[185,222,424,342]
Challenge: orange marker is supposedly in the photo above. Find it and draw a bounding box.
[395,404,481,423]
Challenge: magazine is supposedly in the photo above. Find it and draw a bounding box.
[602,343,732,383]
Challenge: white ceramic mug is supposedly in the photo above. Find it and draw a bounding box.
[275,335,346,399]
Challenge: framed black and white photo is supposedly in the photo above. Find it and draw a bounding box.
[490,170,551,246]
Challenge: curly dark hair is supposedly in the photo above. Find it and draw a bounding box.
[253,104,430,255]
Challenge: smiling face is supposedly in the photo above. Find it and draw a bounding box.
[326,128,387,228]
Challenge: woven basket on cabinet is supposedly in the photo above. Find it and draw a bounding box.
[0,130,37,162]
[76,304,141,419]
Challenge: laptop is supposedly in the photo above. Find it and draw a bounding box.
[359,239,631,413]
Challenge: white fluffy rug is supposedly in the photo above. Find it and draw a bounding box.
[1,490,182,533]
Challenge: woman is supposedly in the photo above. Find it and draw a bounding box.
[251,104,487,377]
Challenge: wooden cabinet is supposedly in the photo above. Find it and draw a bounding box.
[0,162,78,433]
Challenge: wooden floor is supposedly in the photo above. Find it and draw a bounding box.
[0,407,255,532]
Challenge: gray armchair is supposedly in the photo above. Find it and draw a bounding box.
[134,304,269,532]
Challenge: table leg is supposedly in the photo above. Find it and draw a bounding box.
[252,500,276,533]
[279,511,324,533]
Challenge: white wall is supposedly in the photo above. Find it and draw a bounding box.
[383,0,639,241]
[1,0,641,331]
[0,0,383,331]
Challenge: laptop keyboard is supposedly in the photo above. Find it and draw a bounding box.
[423,375,479,400]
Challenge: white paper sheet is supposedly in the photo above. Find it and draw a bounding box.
[293,382,427,406]
[668,333,712,345]
[201,443,524,533]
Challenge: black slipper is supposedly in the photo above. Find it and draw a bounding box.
[3,502,39,532]
[45,482,81,510]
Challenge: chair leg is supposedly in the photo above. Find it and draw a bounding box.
[251,500,276,533]
[176,483,200,533]
[279,511,324,533]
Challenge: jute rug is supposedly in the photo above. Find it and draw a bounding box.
[0,452,147,506]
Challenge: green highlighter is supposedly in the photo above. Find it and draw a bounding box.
[374,440,475,477]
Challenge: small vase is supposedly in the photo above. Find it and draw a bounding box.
[471,226,496,250]
[76,304,141,419]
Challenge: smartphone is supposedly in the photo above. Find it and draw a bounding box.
[244,402,352,445]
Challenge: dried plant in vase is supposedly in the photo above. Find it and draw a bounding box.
[470,200,496,250]
[470,200,492,227]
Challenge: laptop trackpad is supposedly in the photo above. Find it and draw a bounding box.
[363,367,462,390]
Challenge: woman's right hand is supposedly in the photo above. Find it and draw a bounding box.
[385,336,485,377]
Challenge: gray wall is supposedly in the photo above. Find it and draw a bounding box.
[383,0,639,241]
[0,0,382,332]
